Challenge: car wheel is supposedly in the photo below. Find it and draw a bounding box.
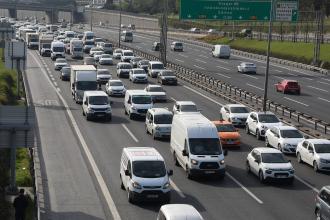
[259,170,265,183]
[127,189,134,203]
[173,152,180,166]
[313,161,319,172]
[256,129,261,140]
[265,137,270,147]
[86,115,91,121]
[120,175,125,190]
[297,153,303,163]
[129,111,134,119]
[315,208,321,220]
[152,130,157,140]
[245,124,250,134]
[278,144,283,152]
[283,89,287,94]
[246,161,251,173]
[82,110,85,116]
[146,125,149,134]
[186,166,193,179]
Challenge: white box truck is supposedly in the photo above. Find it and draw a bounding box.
[170,113,227,179]
[39,35,53,56]
[70,39,83,59]
[70,65,98,103]
[26,33,39,49]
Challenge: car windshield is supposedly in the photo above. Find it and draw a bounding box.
[280,129,303,138]
[30,38,38,42]
[85,41,94,45]
[66,34,74,38]
[148,87,163,92]
[133,70,145,75]
[91,48,101,52]
[115,49,122,53]
[261,153,287,163]
[43,44,51,48]
[101,55,111,58]
[175,43,183,46]
[76,81,97,90]
[230,107,249,113]
[86,36,93,40]
[161,71,175,76]
[95,52,103,55]
[152,64,164,69]
[258,114,280,123]
[287,82,298,87]
[98,70,110,75]
[104,43,112,47]
[125,32,133,37]
[244,63,255,67]
[61,68,70,73]
[154,114,173,124]
[120,64,132,69]
[56,59,66,63]
[216,124,236,132]
[132,161,166,178]
[123,52,133,56]
[132,58,142,62]
[189,138,221,155]
[89,96,108,105]
[74,48,82,52]
[132,95,152,104]
[110,81,123,86]
[181,104,197,112]
[314,144,330,153]
[53,46,64,52]
[139,60,149,65]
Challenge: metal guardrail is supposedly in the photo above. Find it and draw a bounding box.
[102,36,330,137]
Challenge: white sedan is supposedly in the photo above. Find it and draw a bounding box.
[113,49,122,59]
[220,104,250,126]
[144,85,167,102]
[99,54,113,65]
[237,62,257,74]
[265,126,304,154]
[89,47,102,57]
[105,79,126,96]
[93,51,103,62]
[54,58,68,70]
[246,147,294,183]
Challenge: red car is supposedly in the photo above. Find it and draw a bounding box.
[275,80,300,95]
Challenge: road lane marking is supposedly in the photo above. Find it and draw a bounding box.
[30,51,122,220]
[193,65,205,70]
[169,179,186,198]
[246,83,264,91]
[178,54,188,58]
[321,78,330,82]
[183,85,224,106]
[216,65,230,71]
[136,46,142,49]
[318,97,330,103]
[318,81,330,86]
[217,60,229,64]
[121,124,139,143]
[226,172,263,204]
[294,175,319,193]
[286,72,297,76]
[243,74,258,79]
[53,82,57,86]
[274,70,282,73]
[175,59,184,63]
[56,88,61,92]
[215,73,231,78]
[260,66,266,69]
[274,76,285,80]
[198,54,208,59]
[308,86,329,93]
[195,59,207,64]
[170,97,177,102]
[284,97,309,106]
[303,77,313,81]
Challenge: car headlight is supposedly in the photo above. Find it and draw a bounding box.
[320,158,328,163]
[132,181,142,189]
[265,169,272,174]
[220,160,225,165]
[283,143,292,148]
[163,182,170,189]
[191,159,199,165]
[289,169,295,174]
[87,107,94,113]
[106,107,111,112]
[131,107,137,110]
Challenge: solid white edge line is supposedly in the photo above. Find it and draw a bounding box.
[226,172,263,204]
[183,85,224,106]
[121,123,139,143]
[283,97,309,107]
[294,175,319,193]
[170,97,177,102]
[216,65,230,71]
[30,51,122,220]
[169,179,186,198]
[308,86,329,93]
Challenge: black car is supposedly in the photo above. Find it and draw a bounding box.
[60,67,71,81]
[157,70,177,85]
[152,42,160,51]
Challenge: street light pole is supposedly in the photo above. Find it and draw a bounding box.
[90,1,93,31]
[118,0,122,48]
[262,0,275,111]
[160,0,168,66]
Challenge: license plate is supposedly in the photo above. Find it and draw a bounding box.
[205,171,215,174]
[277,175,287,178]
[147,194,159,198]
[227,141,234,144]
[96,114,105,117]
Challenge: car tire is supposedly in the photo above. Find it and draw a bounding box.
[265,137,270,147]
[256,129,261,140]
[278,144,283,152]
[313,161,319,172]
[259,170,265,183]
[173,152,180,167]
[297,153,303,163]
[82,111,85,116]
[129,111,134,120]
[246,161,251,173]
[120,175,125,190]
[146,125,149,134]
[86,115,91,121]
[186,166,193,180]
[127,189,134,203]
[245,124,250,134]
[152,131,157,140]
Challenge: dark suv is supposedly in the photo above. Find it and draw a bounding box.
[315,186,330,220]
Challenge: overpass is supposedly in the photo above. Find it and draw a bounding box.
[0,0,82,23]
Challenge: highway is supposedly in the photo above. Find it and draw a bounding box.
[25,41,330,219]
[85,26,330,123]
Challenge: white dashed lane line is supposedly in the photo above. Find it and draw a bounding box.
[318,97,330,103]
[193,65,205,70]
[246,83,264,91]
[195,59,207,64]
[216,65,230,71]
[284,97,309,107]
[308,86,329,93]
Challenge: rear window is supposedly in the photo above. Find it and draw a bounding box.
[287,82,298,86]
[104,43,112,47]
[151,63,164,69]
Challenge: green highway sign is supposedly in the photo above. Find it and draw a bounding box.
[180,0,298,22]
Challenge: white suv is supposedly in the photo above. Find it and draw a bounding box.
[296,139,330,172]
[265,126,304,154]
[145,108,173,139]
[220,104,250,126]
[129,68,148,83]
[246,147,294,183]
[245,111,282,140]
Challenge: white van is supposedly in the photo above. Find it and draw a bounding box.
[120,30,133,42]
[124,90,153,119]
[157,204,204,220]
[212,44,231,59]
[82,91,112,121]
[170,113,227,179]
[50,41,65,61]
[120,147,172,203]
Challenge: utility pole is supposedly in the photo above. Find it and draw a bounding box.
[90,0,93,31]
[118,0,122,48]
[160,0,168,66]
[262,0,275,111]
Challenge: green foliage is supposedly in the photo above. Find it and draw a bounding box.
[16,149,32,187]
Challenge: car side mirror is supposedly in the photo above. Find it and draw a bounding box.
[254,159,260,164]
[168,170,173,176]
[128,100,131,104]
[125,170,130,176]
[84,101,87,105]
[223,149,228,156]
[182,149,188,157]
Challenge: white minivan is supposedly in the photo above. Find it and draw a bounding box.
[212,44,231,59]
[51,41,65,61]
[82,91,112,121]
[120,147,172,203]
[157,204,204,220]
[124,90,153,119]
[170,113,227,179]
